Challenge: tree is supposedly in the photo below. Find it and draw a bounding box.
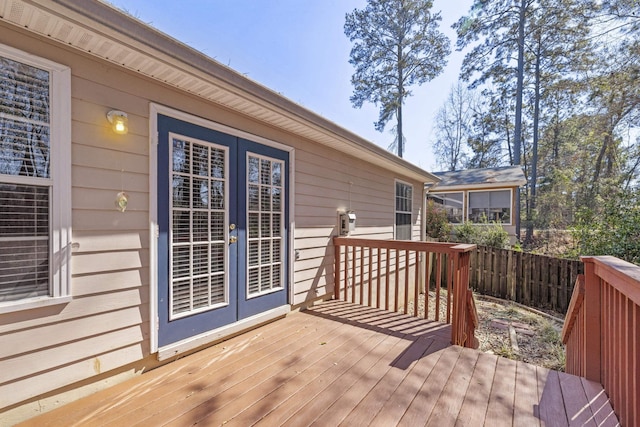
[455,0,597,242]
[432,82,473,171]
[570,187,640,265]
[521,0,594,242]
[454,0,533,236]
[466,88,510,168]
[344,0,450,157]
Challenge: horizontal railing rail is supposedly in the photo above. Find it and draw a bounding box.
[561,275,585,375]
[333,237,478,348]
[562,256,640,427]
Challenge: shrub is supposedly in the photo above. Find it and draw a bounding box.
[481,222,510,249]
[569,188,640,265]
[425,199,451,241]
[453,218,509,249]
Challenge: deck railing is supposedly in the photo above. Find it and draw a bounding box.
[562,256,640,427]
[333,237,478,348]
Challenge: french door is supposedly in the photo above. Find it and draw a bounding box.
[156,114,288,348]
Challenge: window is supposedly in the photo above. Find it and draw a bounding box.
[428,192,464,224]
[468,190,511,224]
[170,137,228,318]
[0,44,71,310]
[247,154,284,297]
[395,181,413,240]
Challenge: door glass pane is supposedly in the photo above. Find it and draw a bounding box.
[248,185,259,210]
[248,213,259,238]
[248,157,259,183]
[193,144,209,176]
[193,178,208,208]
[170,136,228,319]
[211,149,225,178]
[247,154,284,297]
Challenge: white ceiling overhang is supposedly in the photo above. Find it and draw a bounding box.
[0,0,438,184]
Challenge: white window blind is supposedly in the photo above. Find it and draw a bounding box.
[247,154,284,297]
[469,190,512,224]
[170,137,228,318]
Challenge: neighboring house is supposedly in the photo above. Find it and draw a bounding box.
[426,166,527,240]
[0,0,439,420]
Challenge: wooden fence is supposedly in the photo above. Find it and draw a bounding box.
[468,245,583,314]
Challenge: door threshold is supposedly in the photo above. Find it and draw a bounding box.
[157,305,290,361]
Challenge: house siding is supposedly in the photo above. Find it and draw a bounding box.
[0,21,425,417]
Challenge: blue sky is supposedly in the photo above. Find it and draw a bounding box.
[112,0,473,172]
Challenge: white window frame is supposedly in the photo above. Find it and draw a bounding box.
[427,191,465,224]
[467,189,513,225]
[0,44,72,313]
[168,133,230,320]
[394,179,413,240]
[245,152,285,299]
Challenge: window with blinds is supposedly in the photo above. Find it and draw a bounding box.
[395,181,413,240]
[170,137,228,318]
[468,190,512,224]
[247,154,284,297]
[0,54,52,303]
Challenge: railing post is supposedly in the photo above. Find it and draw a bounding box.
[451,252,462,346]
[334,240,341,300]
[582,257,601,383]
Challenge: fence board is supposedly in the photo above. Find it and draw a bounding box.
[469,246,583,314]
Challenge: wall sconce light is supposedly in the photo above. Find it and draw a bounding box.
[107,110,129,135]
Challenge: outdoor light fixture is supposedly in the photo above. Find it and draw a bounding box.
[107,110,129,134]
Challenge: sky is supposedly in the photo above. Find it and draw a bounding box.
[111,0,474,172]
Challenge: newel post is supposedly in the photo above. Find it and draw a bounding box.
[334,238,341,300]
[581,257,601,382]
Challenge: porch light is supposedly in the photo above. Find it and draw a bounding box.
[107,110,129,134]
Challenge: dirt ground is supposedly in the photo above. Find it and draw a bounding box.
[473,295,566,371]
[409,290,566,371]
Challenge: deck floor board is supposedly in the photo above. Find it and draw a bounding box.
[16,300,618,427]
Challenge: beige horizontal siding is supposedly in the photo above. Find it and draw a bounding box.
[71,269,150,297]
[0,307,144,359]
[0,344,147,409]
[291,136,424,306]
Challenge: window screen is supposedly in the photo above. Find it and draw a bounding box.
[468,190,511,224]
[428,192,464,223]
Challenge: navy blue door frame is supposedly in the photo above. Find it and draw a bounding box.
[157,114,289,348]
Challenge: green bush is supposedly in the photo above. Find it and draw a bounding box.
[425,199,451,241]
[453,220,478,243]
[453,218,509,249]
[569,188,640,265]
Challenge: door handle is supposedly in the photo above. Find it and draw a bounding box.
[229,235,238,244]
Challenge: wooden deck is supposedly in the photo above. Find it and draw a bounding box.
[18,300,618,427]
